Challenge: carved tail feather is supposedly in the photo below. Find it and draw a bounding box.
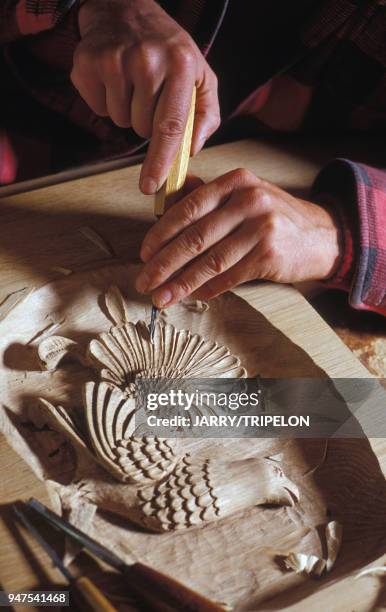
[115,436,180,484]
[136,456,299,533]
[87,319,247,386]
[83,381,180,484]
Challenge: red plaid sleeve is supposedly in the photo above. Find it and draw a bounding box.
[312,159,386,316]
[0,0,78,42]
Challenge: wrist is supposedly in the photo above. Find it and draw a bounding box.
[77,0,158,37]
[317,194,348,282]
[316,194,355,288]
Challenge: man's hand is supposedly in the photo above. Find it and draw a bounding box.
[136,169,342,307]
[72,0,220,194]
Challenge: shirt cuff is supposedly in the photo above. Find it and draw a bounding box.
[16,0,79,36]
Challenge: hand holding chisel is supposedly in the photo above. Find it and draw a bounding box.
[149,87,196,341]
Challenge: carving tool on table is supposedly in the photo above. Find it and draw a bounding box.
[149,86,197,342]
[26,497,229,612]
[13,504,117,612]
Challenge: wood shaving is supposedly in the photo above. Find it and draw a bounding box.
[265,452,283,463]
[184,299,209,313]
[50,266,72,276]
[325,520,342,571]
[283,520,342,577]
[284,553,326,577]
[79,226,114,257]
[355,566,386,579]
[303,440,328,477]
[27,316,66,346]
[0,287,34,322]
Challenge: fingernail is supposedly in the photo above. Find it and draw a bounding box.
[155,289,173,308]
[140,245,153,263]
[136,272,150,293]
[141,177,158,194]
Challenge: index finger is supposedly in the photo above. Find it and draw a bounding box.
[139,171,243,262]
[139,70,194,195]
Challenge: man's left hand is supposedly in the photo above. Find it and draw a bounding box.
[136,169,341,307]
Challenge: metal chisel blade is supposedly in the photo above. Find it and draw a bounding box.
[13,504,74,583]
[27,498,127,572]
[149,305,158,343]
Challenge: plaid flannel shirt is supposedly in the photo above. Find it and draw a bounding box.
[0,0,385,314]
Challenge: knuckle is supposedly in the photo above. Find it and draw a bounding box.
[177,276,193,295]
[230,168,258,185]
[181,196,201,224]
[264,211,282,235]
[205,250,227,275]
[181,225,205,255]
[247,187,272,212]
[130,43,158,74]
[171,45,195,68]
[149,257,170,283]
[157,116,185,138]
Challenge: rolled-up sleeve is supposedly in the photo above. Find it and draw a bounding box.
[1,0,78,43]
[311,159,386,316]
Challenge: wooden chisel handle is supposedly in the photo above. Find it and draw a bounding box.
[124,562,228,612]
[72,576,117,612]
[154,87,196,216]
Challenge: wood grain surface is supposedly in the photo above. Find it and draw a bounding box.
[0,138,385,611]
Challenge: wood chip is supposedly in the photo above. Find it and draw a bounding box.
[184,299,209,313]
[326,520,343,571]
[79,226,114,257]
[284,553,326,577]
[27,316,66,346]
[283,520,342,578]
[0,287,34,322]
[265,452,284,463]
[355,566,386,579]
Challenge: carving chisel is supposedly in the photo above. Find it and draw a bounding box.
[13,504,117,612]
[149,87,197,342]
[26,498,229,611]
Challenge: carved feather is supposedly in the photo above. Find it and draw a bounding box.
[137,456,299,532]
[83,381,179,484]
[87,320,246,387]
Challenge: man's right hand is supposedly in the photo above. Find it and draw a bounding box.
[72,0,220,194]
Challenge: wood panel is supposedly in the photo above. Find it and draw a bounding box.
[0,139,384,611]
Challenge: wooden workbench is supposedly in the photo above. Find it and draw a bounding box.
[0,138,385,611]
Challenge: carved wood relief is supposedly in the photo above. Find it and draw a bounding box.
[37,287,299,532]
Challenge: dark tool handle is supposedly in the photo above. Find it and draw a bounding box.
[123,562,226,612]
